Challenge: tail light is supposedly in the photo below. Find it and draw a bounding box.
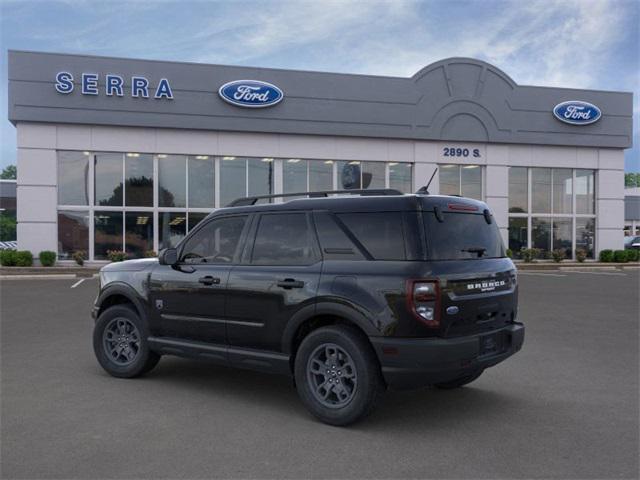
[407,280,440,328]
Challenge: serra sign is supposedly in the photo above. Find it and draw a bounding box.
[55,72,174,99]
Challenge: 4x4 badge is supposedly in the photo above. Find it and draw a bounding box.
[155,300,164,310]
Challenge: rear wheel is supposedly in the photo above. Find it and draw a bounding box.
[434,370,483,389]
[294,325,384,426]
[93,304,160,378]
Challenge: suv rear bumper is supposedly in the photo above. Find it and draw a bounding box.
[370,323,524,390]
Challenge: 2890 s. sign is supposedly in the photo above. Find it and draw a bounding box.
[218,80,283,108]
[553,100,601,125]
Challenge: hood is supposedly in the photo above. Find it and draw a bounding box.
[101,258,158,272]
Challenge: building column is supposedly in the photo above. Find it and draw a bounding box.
[596,149,625,254]
[485,145,510,246]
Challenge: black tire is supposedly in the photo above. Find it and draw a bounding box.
[434,370,483,389]
[294,325,384,426]
[93,304,160,378]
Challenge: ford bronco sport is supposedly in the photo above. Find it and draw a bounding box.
[92,189,524,426]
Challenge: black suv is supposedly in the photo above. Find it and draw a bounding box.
[92,189,524,425]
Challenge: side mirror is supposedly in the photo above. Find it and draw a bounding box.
[159,248,178,266]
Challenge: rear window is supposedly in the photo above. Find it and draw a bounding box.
[337,212,406,260]
[423,212,505,260]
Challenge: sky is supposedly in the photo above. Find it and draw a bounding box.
[0,0,638,172]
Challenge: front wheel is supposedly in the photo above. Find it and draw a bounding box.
[93,304,160,378]
[294,325,384,426]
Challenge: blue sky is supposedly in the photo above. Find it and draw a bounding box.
[1,0,638,171]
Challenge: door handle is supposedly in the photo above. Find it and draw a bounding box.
[198,276,221,286]
[277,278,305,289]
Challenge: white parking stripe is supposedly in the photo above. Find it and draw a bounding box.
[70,278,86,288]
[568,270,627,276]
[518,272,567,277]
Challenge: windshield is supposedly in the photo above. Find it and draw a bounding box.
[423,211,505,260]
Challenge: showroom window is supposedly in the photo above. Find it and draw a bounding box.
[438,164,483,200]
[508,168,596,259]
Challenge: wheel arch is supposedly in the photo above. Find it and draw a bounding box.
[96,283,148,323]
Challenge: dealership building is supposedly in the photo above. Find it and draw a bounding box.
[7,50,633,262]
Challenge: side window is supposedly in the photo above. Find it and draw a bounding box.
[180,216,247,264]
[251,213,319,265]
[337,212,406,260]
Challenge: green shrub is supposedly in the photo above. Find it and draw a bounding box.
[506,248,513,259]
[0,249,17,266]
[599,249,614,262]
[626,249,639,262]
[107,250,128,262]
[613,250,628,263]
[551,249,565,263]
[39,250,56,267]
[575,249,587,263]
[15,250,33,267]
[520,248,535,263]
[72,250,86,266]
[144,250,158,258]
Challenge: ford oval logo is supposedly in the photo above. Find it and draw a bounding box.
[218,79,283,108]
[553,100,601,125]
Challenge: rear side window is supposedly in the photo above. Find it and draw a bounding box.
[251,213,319,265]
[337,212,406,260]
[423,212,505,260]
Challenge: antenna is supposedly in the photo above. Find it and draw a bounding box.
[416,167,438,194]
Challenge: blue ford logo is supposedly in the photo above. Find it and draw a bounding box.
[553,101,601,125]
[218,79,283,108]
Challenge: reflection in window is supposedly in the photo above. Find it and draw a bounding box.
[159,212,186,250]
[338,161,386,190]
[552,217,572,257]
[531,217,551,256]
[188,156,215,208]
[57,210,89,259]
[362,162,385,189]
[248,158,273,200]
[94,212,123,259]
[125,212,153,257]
[576,218,595,258]
[508,217,527,258]
[389,163,412,193]
[125,154,153,207]
[309,161,333,191]
[58,151,89,205]
[252,213,316,265]
[461,165,482,199]
[508,167,528,213]
[552,169,572,214]
[283,159,307,193]
[576,170,595,214]
[181,216,247,264]
[95,153,123,206]
[439,165,459,196]
[188,212,208,231]
[531,168,551,213]
[220,157,246,207]
[158,155,186,207]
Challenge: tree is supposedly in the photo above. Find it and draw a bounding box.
[0,165,16,180]
[625,172,640,188]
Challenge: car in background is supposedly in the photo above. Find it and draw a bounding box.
[624,236,640,250]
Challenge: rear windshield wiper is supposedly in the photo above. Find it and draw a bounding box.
[461,247,487,257]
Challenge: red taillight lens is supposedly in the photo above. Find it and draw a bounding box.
[407,280,440,328]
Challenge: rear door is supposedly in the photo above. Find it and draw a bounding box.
[225,211,322,352]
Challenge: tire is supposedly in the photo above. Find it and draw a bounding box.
[294,325,384,426]
[434,370,483,389]
[93,304,160,378]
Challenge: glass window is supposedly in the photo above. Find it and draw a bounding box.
[125,212,153,257]
[95,153,123,206]
[439,165,460,196]
[188,156,214,208]
[125,154,153,207]
[531,217,551,257]
[576,169,595,214]
[508,217,527,258]
[576,218,595,259]
[337,212,406,260]
[252,213,317,265]
[461,165,482,200]
[57,210,89,259]
[313,212,365,260]
[531,168,551,213]
[362,162,385,189]
[552,217,572,258]
[220,157,246,207]
[423,212,504,260]
[389,163,412,193]
[309,160,333,191]
[94,212,123,259]
[188,212,209,231]
[58,151,89,205]
[283,159,307,193]
[338,161,362,189]
[552,169,572,214]
[181,215,247,264]
[159,212,186,249]
[158,155,186,207]
[248,158,273,199]
[508,167,528,213]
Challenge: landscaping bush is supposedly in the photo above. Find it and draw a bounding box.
[107,250,128,262]
[506,248,513,259]
[551,249,565,263]
[0,249,17,266]
[613,250,628,263]
[39,250,56,267]
[72,250,86,266]
[599,249,614,262]
[144,250,158,258]
[15,250,33,267]
[626,249,639,262]
[575,249,587,263]
[520,248,536,263]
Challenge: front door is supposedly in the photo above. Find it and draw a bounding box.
[148,214,250,345]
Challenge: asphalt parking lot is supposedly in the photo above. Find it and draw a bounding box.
[1,270,638,479]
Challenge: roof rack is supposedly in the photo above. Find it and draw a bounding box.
[226,188,404,207]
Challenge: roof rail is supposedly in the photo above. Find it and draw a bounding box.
[226,188,404,207]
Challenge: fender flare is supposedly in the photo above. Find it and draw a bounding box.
[95,282,149,323]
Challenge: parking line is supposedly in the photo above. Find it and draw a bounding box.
[568,270,627,276]
[70,278,86,288]
[518,272,567,277]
